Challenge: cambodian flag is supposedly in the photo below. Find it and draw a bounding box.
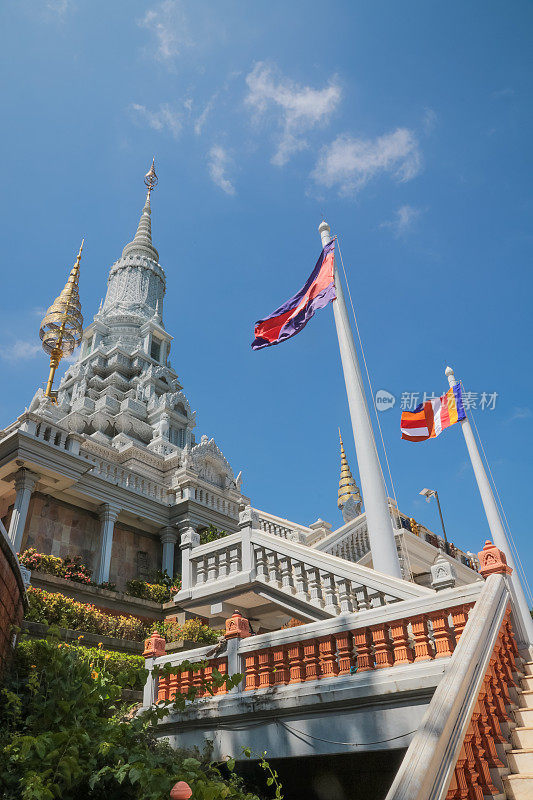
[251,239,337,350]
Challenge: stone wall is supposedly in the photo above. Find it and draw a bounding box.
[109,523,161,587]
[14,493,161,590]
[0,525,25,674]
[22,493,100,569]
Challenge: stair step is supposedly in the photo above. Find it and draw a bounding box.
[517,690,533,709]
[507,749,533,773]
[523,662,533,677]
[512,727,533,749]
[521,675,533,691]
[513,708,533,727]
[502,774,533,800]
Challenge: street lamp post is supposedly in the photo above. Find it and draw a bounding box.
[420,488,450,556]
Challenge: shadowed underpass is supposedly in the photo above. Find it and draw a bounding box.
[234,749,407,800]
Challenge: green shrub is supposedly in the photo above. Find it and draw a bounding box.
[18,548,64,576]
[199,525,228,545]
[125,579,181,603]
[26,587,148,642]
[16,638,147,690]
[151,617,221,645]
[0,634,256,800]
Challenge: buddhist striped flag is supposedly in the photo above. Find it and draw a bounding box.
[401,384,466,442]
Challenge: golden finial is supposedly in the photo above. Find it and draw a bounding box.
[144,157,158,198]
[338,428,361,510]
[39,240,84,400]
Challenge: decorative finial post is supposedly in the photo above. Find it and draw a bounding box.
[39,240,84,400]
[144,157,158,203]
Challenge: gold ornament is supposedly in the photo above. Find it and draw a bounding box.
[39,240,84,400]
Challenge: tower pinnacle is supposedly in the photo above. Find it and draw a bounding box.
[338,429,362,522]
[122,159,159,261]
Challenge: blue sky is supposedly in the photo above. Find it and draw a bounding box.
[1,2,532,588]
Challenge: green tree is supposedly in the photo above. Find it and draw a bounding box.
[0,631,261,800]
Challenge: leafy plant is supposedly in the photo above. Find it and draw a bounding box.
[62,556,93,586]
[19,549,94,586]
[98,581,117,592]
[0,632,261,800]
[199,526,228,546]
[242,748,284,799]
[16,638,147,690]
[18,548,64,577]
[26,588,147,642]
[150,618,221,645]
[125,579,181,604]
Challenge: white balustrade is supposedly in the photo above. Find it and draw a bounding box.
[28,420,80,454]
[176,527,433,615]
[83,454,170,503]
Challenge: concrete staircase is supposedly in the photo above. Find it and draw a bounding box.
[503,658,533,800]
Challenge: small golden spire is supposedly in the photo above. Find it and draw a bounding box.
[39,240,84,400]
[338,428,361,509]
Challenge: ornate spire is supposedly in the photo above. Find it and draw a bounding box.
[39,240,84,398]
[338,429,362,520]
[122,159,159,262]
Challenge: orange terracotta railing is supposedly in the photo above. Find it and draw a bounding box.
[242,603,474,690]
[156,658,229,701]
[445,608,518,799]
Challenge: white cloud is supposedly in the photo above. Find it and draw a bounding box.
[207,146,235,195]
[423,108,437,133]
[194,96,216,136]
[312,128,422,195]
[245,62,341,166]
[129,103,182,139]
[381,205,422,237]
[506,407,532,424]
[0,340,42,362]
[138,0,191,66]
[46,0,70,16]
[492,87,515,100]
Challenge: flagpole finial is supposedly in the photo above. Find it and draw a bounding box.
[318,220,331,248]
[445,366,456,387]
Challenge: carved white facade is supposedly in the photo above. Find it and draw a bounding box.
[0,182,247,586]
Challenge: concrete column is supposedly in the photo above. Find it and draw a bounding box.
[446,366,533,646]
[95,503,120,584]
[179,525,200,591]
[8,468,39,552]
[159,526,178,577]
[319,221,402,579]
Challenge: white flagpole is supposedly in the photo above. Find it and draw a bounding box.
[446,365,533,647]
[319,221,402,579]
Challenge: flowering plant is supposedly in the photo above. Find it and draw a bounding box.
[98,581,117,592]
[62,555,93,585]
[19,548,94,585]
[18,548,64,576]
[26,587,148,641]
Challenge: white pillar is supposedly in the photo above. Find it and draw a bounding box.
[179,525,200,591]
[159,526,178,577]
[319,221,402,579]
[8,468,39,552]
[95,503,120,584]
[446,366,533,645]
